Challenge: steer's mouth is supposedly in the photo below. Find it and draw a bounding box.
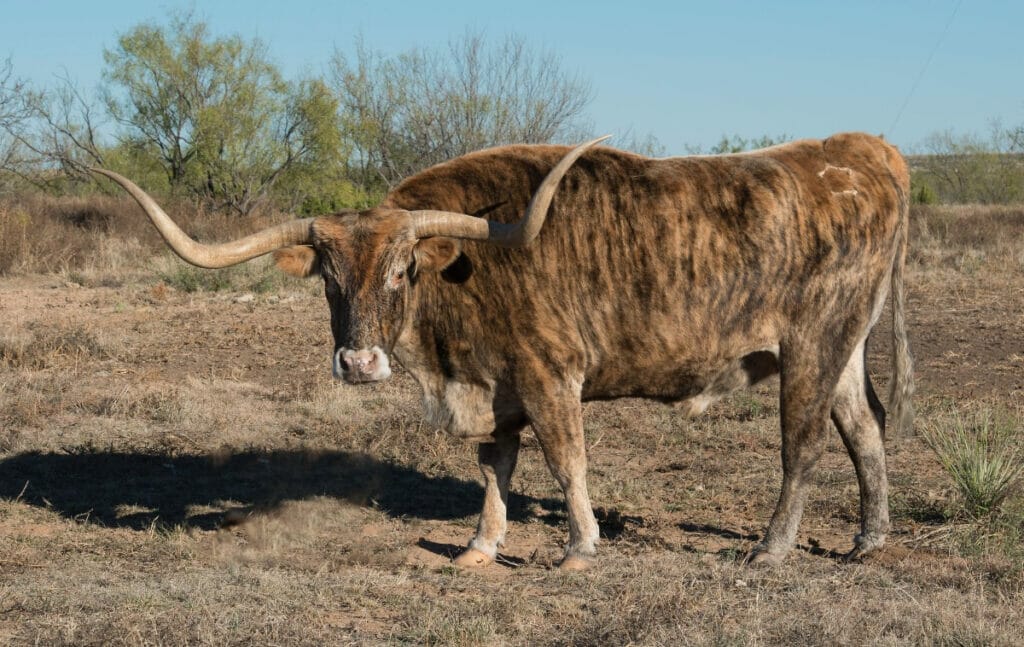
[333,346,393,383]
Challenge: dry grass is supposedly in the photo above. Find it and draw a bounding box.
[909,204,1024,274]
[1,200,1023,644]
[0,322,123,369]
[0,192,300,289]
[1,193,158,277]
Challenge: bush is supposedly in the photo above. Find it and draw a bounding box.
[911,127,1024,204]
[295,179,377,216]
[921,407,1024,518]
[911,176,939,205]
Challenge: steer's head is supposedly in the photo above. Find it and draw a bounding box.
[90,136,607,384]
[273,208,464,383]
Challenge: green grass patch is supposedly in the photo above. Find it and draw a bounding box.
[921,407,1024,519]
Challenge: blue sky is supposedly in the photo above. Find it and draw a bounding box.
[2,0,1020,154]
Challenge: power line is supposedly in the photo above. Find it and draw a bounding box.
[887,0,963,137]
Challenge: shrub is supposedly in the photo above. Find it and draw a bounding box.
[910,176,939,205]
[921,407,1024,518]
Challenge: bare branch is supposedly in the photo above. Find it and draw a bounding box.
[329,30,594,194]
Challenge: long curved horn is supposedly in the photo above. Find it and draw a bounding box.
[89,168,314,269]
[409,135,610,246]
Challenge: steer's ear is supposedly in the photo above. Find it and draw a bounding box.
[412,237,462,274]
[273,245,321,278]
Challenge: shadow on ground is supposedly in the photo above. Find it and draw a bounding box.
[678,521,760,542]
[0,449,562,531]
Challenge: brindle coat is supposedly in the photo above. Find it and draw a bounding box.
[276,132,913,567]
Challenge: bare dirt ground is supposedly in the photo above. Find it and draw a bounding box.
[1,206,1023,645]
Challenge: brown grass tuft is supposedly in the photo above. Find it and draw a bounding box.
[0,322,122,369]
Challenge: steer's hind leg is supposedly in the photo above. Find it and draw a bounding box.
[832,341,889,560]
[748,338,848,567]
[455,430,521,567]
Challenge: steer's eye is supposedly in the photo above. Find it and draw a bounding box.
[389,269,405,289]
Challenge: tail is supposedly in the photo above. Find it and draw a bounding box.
[888,187,915,439]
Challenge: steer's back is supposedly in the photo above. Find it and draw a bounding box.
[386,133,909,400]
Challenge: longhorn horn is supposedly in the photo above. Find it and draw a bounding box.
[409,135,611,246]
[89,168,315,269]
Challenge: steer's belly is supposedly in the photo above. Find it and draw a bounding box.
[582,348,780,405]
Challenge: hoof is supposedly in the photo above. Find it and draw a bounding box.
[744,546,785,568]
[844,533,886,562]
[675,394,713,418]
[558,555,593,571]
[453,547,493,568]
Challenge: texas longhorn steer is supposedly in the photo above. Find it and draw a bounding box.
[92,132,913,570]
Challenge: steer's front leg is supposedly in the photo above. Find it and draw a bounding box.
[454,431,521,567]
[525,382,599,570]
